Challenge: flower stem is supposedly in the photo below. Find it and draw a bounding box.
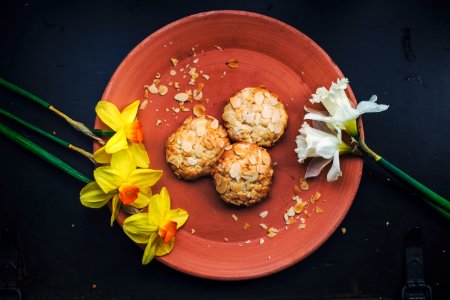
[358,138,450,218]
[0,108,94,162]
[0,121,92,184]
[0,77,104,145]
[91,129,115,137]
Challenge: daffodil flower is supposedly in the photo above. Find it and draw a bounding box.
[295,122,352,182]
[304,78,389,137]
[80,149,163,225]
[123,187,189,265]
[95,100,149,168]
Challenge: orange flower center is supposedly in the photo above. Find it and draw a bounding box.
[118,185,140,205]
[158,221,177,244]
[125,119,144,143]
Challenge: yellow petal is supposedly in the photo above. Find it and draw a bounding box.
[80,181,114,208]
[123,213,158,244]
[93,146,111,164]
[148,194,164,226]
[110,194,121,226]
[104,129,129,154]
[165,208,189,229]
[142,234,158,265]
[155,237,174,257]
[121,100,140,124]
[94,166,122,193]
[128,143,150,168]
[95,101,124,131]
[131,191,151,209]
[111,149,136,179]
[128,169,163,188]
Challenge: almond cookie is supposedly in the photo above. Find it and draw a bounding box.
[222,87,288,147]
[211,142,274,206]
[166,115,230,180]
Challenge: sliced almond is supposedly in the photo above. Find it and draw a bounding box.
[242,170,259,182]
[286,206,295,217]
[202,74,210,80]
[182,140,193,153]
[187,157,198,166]
[170,58,178,67]
[315,206,324,214]
[259,223,268,230]
[225,58,239,68]
[193,104,206,117]
[139,99,148,110]
[158,85,168,96]
[286,217,295,225]
[147,83,158,94]
[232,214,238,222]
[310,192,321,204]
[254,91,264,105]
[243,222,250,230]
[169,69,177,76]
[167,155,181,169]
[230,96,242,108]
[256,164,268,174]
[294,201,307,214]
[210,119,219,130]
[259,211,268,219]
[195,119,207,136]
[203,138,214,150]
[300,178,309,190]
[229,162,241,179]
[216,179,228,194]
[192,58,199,64]
[174,93,189,102]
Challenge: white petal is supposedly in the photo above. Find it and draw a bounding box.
[327,151,342,182]
[356,96,389,114]
[316,137,339,159]
[305,157,332,178]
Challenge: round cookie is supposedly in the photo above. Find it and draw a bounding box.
[222,87,288,147]
[166,115,230,180]
[211,142,274,206]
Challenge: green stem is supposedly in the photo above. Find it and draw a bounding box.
[359,138,450,216]
[0,77,104,145]
[0,77,50,108]
[0,121,92,184]
[0,108,94,162]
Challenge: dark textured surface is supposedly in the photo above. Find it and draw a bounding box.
[0,0,449,299]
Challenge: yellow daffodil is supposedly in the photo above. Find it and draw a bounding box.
[123,187,189,265]
[304,78,389,137]
[295,122,352,182]
[80,149,163,225]
[95,100,149,167]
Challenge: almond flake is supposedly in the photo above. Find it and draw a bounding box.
[315,206,324,214]
[245,240,251,244]
[192,58,199,64]
[232,214,238,222]
[191,228,196,234]
[170,58,179,67]
[210,119,219,129]
[155,72,161,79]
[259,223,268,230]
[226,58,239,68]
[174,82,180,89]
[193,104,206,117]
[267,231,277,238]
[139,99,148,110]
[259,211,269,219]
[341,227,347,234]
[298,224,306,229]
[169,69,177,76]
[147,83,158,94]
[153,78,161,85]
[243,222,250,230]
[286,217,295,225]
[294,201,307,214]
[158,85,168,96]
[196,82,204,92]
[224,237,229,242]
[310,192,321,204]
[259,238,265,245]
[202,74,210,80]
[174,93,189,102]
[214,45,223,50]
[286,206,295,217]
[156,120,162,126]
[293,185,301,195]
[300,178,309,190]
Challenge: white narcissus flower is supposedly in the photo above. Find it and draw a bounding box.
[304,78,389,137]
[295,122,352,182]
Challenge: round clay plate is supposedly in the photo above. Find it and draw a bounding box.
[97,10,363,280]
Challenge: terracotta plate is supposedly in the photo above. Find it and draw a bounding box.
[97,11,363,280]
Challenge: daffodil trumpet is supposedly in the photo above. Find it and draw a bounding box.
[123,187,189,265]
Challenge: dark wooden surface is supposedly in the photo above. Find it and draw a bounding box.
[0,1,449,299]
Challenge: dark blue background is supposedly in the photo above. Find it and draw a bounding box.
[1,1,449,299]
